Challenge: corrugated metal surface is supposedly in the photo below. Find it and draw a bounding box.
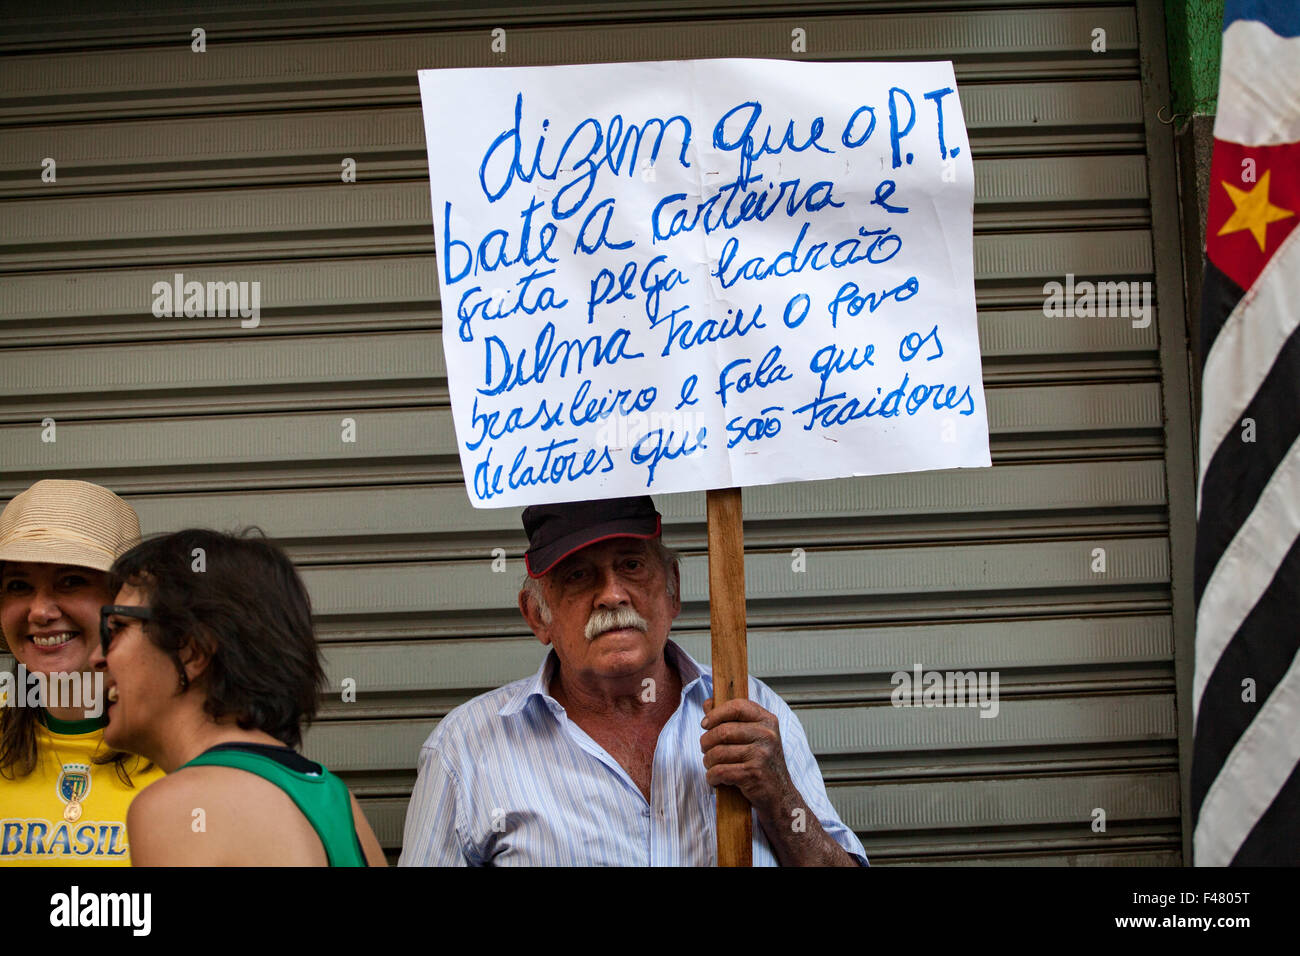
[0,0,1192,864]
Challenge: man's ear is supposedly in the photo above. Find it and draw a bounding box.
[518,588,552,646]
[669,562,682,619]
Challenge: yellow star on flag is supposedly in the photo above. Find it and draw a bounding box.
[1217,168,1295,252]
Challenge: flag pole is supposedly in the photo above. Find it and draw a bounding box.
[707,486,752,867]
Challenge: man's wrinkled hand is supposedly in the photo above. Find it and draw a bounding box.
[700,697,796,818]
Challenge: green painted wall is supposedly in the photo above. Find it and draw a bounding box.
[1165,0,1225,116]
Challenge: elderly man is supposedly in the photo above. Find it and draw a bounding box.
[399,496,867,866]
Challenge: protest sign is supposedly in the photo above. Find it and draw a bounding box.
[419,58,989,510]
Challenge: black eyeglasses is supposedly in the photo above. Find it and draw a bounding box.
[99,605,152,655]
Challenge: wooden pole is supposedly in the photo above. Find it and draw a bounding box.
[706,486,752,867]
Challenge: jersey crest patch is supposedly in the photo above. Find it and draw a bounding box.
[57,763,91,805]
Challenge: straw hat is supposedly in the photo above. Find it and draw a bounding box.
[0,479,141,573]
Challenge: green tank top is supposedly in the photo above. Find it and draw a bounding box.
[180,747,366,867]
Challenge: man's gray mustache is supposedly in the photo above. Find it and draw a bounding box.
[585,607,648,641]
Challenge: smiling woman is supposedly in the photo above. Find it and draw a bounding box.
[89,528,386,867]
[0,479,163,867]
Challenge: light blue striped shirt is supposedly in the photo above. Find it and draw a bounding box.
[398,641,868,866]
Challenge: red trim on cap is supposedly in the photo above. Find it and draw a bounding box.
[525,516,662,578]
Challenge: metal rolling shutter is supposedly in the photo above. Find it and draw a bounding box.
[0,0,1194,864]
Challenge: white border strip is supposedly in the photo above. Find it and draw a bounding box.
[1198,228,1300,512]
[1195,433,1300,717]
[1194,648,1300,865]
[1215,20,1300,147]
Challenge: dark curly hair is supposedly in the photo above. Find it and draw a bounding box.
[109,528,325,749]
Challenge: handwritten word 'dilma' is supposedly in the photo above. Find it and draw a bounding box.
[478,321,644,397]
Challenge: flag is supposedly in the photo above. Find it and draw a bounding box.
[1192,0,1300,866]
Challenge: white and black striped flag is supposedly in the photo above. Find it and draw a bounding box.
[1192,0,1300,866]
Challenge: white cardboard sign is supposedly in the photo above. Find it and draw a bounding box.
[418,58,990,508]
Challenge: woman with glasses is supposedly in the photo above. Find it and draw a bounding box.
[0,480,163,866]
[91,527,386,866]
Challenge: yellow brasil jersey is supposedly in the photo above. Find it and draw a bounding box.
[0,711,164,866]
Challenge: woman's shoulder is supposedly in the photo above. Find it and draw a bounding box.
[138,758,285,796]
[128,760,276,819]
[126,763,218,807]
[127,761,328,865]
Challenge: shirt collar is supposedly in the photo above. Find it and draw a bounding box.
[39,709,108,735]
[498,638,709,718]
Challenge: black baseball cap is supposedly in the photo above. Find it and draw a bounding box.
[522,496,662,578]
